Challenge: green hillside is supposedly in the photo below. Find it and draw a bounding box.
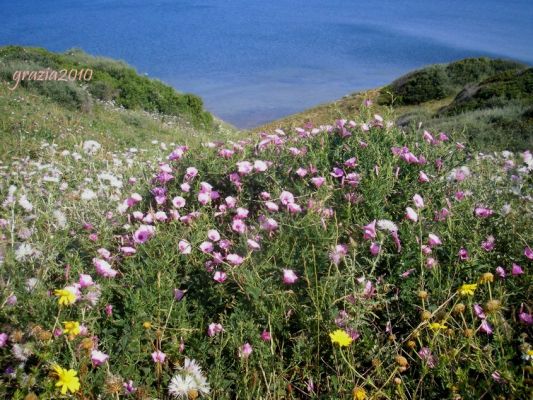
[255,58,533,151]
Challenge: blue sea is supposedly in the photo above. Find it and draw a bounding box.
[2,0,533,128]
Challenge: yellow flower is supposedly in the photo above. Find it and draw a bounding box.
[54,289,76,306]
[62,321,81,337]
[329,329,353,347]
[353,387,366,400]
[478,272,494,284]
[458,283,477,296]
[143,321,152,329]
[428,322,447,331]
[53,365,80,394]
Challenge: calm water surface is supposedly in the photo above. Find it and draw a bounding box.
[2,1,532,128]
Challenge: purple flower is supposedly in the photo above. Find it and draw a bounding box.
[519,304,533,325]
[173,289,185,301]
[413,194,424,208]
[474,207,493,218]
[329,244,348,265]
[226,254,244,265]
[123,380,137,395]
[512,263,524,276]
[525,247,533,260]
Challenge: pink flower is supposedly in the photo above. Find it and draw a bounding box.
[259,216,278,232]
[239,342,253,358]
[474,207,493,218]
[79,274,94,288]
[172,196,186,208]
[105,304,113,316]
[426,257,437,269]
[185,167,198,181]
[260,330,271,341]
[495,266,506,278]
[93,258,118,278]
[283,269,298,284]
[512,263,524,276]
[180,182,191,192]
[428,234,442,247]
[287,203,302,214]
[236,161,253,175]
[422,130,434,143]
[525,247,533,260]
[362,220,377,240]
[226,254,244,265]
[405,207,418,222]
[235,207,249,219]
[265,201,279,212]
[296,168,308,177]
[121,246,137,256]
[329,244,348,265]
[232,218,246,234]
[178,240,192,254]
[0,333,8,348]
[151,350,166,364]
[370,242,381,256]
[254,160,268,172]
[213,271,227,283]
[418,171,430,183]
[280,191,295,205]
[225,196,237,208]
[519,305,533,325]
[481,236,495,252]
[418,347,437,368]
[458,248,469,261]
[247,239,261,251]
[207,323,224,337]
[208,229,221,242]
[363,280,375,298]
[344,157,357,168]
[479,320,493,335]
[413,194,424,208]
[154,211,167,222]
[133,225,155,244]
[311,177,326,188]
[91,350,109,366]
[473,304,486,319]
[97,248,111,260]
[200,241,214,254]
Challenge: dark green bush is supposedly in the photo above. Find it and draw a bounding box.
[378,66,451,105]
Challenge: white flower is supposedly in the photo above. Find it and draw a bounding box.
[82,140,102,155]
[81,189,98,201]
[15,243,35,261]
[25,278,39,292]
[12,344,32,361]
[18,195,33,212]
[53,210,67,229]
[377,219,398,232]
[168,374,196,397]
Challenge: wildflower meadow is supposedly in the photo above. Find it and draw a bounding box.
[0,103,532,399]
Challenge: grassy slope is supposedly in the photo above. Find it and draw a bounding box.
[253,58,533,151]
[0,81,240,160]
